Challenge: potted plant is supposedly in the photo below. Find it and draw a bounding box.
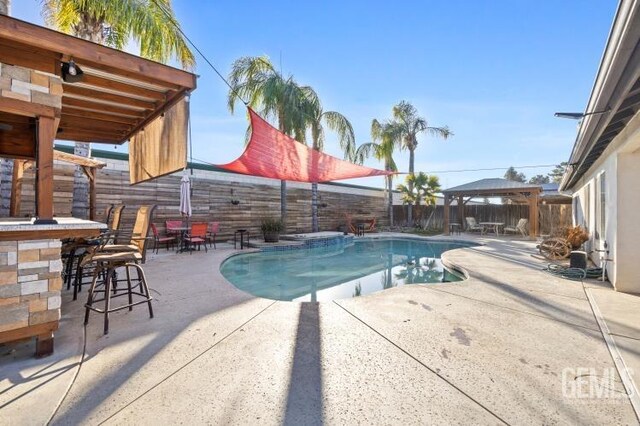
[261,218,283,243]
[565,225,589,249]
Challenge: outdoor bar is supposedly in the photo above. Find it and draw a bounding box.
[0,16,196,356]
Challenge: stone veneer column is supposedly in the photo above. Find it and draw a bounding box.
[0,63,62,218]
[0,239,63,353]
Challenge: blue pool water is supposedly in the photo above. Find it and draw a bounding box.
[220,238,476,302]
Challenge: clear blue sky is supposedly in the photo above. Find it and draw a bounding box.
[11,0,617,189]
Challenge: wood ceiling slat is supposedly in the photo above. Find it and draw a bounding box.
[62,97,146,117]
[63,84,156,110]
[59,116,131,133]
[56,129,125,144]
[80,74,167,102]
[62,108,139,125]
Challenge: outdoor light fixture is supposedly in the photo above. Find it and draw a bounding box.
[554,108,610,120]
[61,59,84,83]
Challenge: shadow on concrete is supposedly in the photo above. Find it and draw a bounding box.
[284,302,323,426]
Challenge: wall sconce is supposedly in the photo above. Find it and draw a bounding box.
[61,59,84,83]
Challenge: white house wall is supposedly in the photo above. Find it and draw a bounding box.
[571,110,640,292]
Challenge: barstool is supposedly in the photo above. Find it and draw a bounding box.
[83,250,153,334]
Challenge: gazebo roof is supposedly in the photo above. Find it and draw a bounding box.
[442,178,542,197]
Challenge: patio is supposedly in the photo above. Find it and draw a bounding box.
[1,235,638,424]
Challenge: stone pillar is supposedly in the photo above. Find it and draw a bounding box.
[0,159,13,216]
[0,239,63,357]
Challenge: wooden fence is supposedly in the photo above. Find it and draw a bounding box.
[16,161,389,240]
[393,204,572,235]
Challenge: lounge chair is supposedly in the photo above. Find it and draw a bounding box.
[207,222,219,249]
[362,218,376,233]
[504,218,528,237]
[465,217,484,233]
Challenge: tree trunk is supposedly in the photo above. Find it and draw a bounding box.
[387,175,393,228]
[0,0,10,15]
[281,180,287,233]
[311,182,318,232]
[72,143,91,218]
[407,148,415,226]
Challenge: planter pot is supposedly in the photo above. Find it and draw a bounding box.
[263,231,280,243]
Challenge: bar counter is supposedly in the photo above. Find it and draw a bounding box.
[0,218,106,356]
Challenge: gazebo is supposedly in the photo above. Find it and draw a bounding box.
[442,178,543,239]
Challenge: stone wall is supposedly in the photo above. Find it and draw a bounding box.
[0,62,62,108]
[0,239,62,334]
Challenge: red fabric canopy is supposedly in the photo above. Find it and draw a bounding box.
[217,108,392,182]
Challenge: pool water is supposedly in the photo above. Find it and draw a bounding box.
[220,238,475,302]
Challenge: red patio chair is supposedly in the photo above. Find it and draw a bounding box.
[207,222,220,249]
[150,223,176,254]
[185,222,208,254]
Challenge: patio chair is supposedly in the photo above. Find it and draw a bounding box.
[81,205,156,334]
[363,218,377,233]
[109,205,126,243]
[345,214,358,234]
[165,220,183,237]
[100,205,156,263]
[465,217,484,233]
[207,222,219,249]
[185,222,208,254]
[150,223,176,253]
[504,218,528,237]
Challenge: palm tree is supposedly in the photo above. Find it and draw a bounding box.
[301,87,355,232]
[227,56,309,231]
[391,101,451,225]
[353,120,399,227]
[42,0,195,218]
[396,172,441,227]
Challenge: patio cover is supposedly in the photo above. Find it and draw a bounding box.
[217,108,392,182]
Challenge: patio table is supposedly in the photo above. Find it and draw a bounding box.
[173,226,191,253]
[480,222,504,236]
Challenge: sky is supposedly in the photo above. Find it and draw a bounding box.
[10,0,617,190]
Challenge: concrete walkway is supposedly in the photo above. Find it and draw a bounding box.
[1,234,639,424]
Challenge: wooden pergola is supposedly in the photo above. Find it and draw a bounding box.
[0,15,197,222]
[442,178,543,240]
[10,150,106,220]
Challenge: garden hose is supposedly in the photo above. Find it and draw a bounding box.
[543,263,604,281]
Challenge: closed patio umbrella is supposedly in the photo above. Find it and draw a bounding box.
[180,174,192,218]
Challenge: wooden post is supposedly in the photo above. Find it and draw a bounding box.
[528,192,539,240]
[88,168,96,221]
[9,160,25,217]
[36,117,55,222]
[458,195,464,229]
[444,195,451,236]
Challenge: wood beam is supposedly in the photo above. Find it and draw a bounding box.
[444,195,451,236]
[0,16,196,90]
[63,85,156,110]
[528,193,539,240]
[9,159,25,217]
[458,195,465,228]
[0,97,58,118]
[54,150,106,169]
[0,39,59,74]
[85,168,97,221]
[36,116,55,221]
[59,115,131,133]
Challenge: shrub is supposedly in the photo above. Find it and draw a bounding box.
[261,218,283,233]
[565,225,589,249]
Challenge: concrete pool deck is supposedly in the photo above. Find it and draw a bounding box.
[1,233,640,424]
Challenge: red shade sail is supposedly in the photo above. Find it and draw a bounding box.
[217,108,392,182]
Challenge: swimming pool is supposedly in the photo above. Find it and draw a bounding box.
[220,238,476,302]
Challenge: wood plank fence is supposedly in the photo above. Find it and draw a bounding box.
[393,204,572,236]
